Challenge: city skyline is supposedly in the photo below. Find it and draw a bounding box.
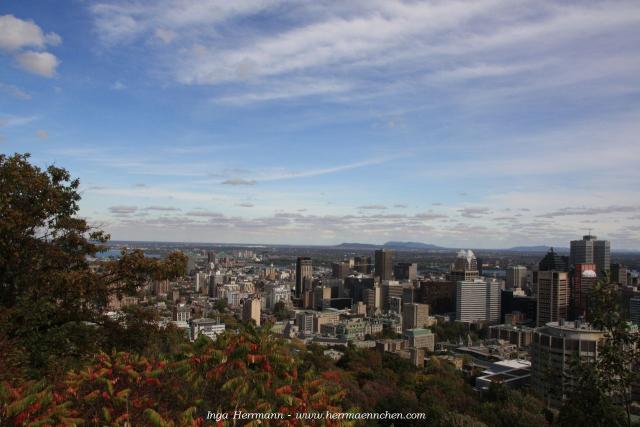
[2,1,640,248]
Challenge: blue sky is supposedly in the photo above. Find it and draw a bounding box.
[1,0,640,248]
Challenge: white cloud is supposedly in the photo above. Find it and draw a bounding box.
[154,28,176,44]
[111,81,127,90]
[16,51,60,77]
[0,14,61,51]
[0,82,31,100]
[35,129,49,139]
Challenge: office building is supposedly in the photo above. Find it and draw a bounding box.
[375,249,394,280]
[506,266,527,289]
[242,298,261,326]
[418,280,456,314]
[354,256,372,274]
[537,271,569,327]
[531,320,604,408]
[456,278,501,323]
[611,263,629,286]
[569,234,610,279]
[402,303,430,331]
[631,297,640,325]
[571,264,596,320]
[295,257,312,298]
[404,328,435,352]
[382,280,403,310]
[449,250,479,283]
[295,311,315,335]
[394,262,418,281]
[332,261,350,279]
[344,276,375,303]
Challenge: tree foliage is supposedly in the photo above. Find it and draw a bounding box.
[559,275,640,427]
[0,153,188,375]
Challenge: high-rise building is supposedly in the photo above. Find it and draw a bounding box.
[571,263,597,320]
[331,261,350,279]
[569,234,610,279]
[418,280,456,314]
[456,278,501,323]
[449,250,479,283]
[506,266,527,289]
[295,257,312,298]
[611,263,629,286]
[402,303,430,331]
[536,271,569,326]
[207,251,216,265]
[539,248,569,272]
[242,298,261,326]
[631,297,640,325]
[374,249,394,280]
[394,262,418,281]
[354,256,372,274]
[531,320,604,408]
[381,280,403,310]
[344,276,375,303]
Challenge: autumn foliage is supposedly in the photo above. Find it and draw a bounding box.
[0,327,353,426]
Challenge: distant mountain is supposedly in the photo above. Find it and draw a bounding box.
[334,242,381,249]
[334,241,446,250]
[383,241,446,250]
[507,245,569,253]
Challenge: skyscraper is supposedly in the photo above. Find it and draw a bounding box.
[394,262,418,281]
[374,249,393,281]
[506,266,527,289]
[536,271,569,326]
[569,234,610,279]
[449,249,479,283]
[455,278,501,323]
[571,263,596,319]
[242,298,261,326]
[354,256,372,274]
[295,257,312,298]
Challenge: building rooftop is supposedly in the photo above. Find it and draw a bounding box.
[405,328,433,336]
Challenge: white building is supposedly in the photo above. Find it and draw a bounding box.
[456,278,501,323]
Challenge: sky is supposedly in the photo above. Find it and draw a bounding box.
[1,0,640,249]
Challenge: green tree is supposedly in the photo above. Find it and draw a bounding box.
[0,153,187,376]
[559,275,640,427]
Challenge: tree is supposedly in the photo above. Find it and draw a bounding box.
[0,153,187,375]
[559,275,640,427]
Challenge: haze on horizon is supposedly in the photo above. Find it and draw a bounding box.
[1,1,640,249]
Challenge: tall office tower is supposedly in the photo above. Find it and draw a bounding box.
[313,286,332,310]
[331,261,350,279]
[449,250,479,283]
[344,276,375,303]
[418,280,456,314]
[207,250,216,264]
[538,248,569,272]
[593,239,610,280]
[536,271,569,326]
[531,320,604,408]
[630,297,640,325]
[354,256,372,274]
[570,234,610,279]
[382,280,403,310]
[455,278,501,323]
[394,262,418,281]
[611,263,629,286]
[363,285,381,313]
[295,257,312,298]
[402,303,430,331]
[242,298,261,326]
[571,263,596,320]
[374,249,394,280]
[476,257,484,277]
[506,266,527,289]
